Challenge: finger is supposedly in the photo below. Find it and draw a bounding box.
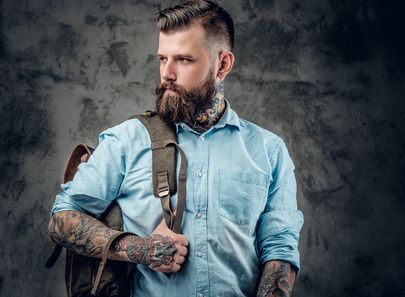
[155,219,171,231]
[154,266,171,273]
[150,262,170,272]
[175,235,189,246]
[173,254,185,265]
[176,245,188,256]
[171,263,181,272]
[152,224,176,237]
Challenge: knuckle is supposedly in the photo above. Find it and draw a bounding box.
[160,266,169,273]
[178,247,186,255]
[182,247,188,255]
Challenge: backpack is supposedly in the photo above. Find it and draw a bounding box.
[46,111,188,297]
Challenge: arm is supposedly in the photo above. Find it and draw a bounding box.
[256,260,296,297]
[257,138,303,296]
[48,210,188,272]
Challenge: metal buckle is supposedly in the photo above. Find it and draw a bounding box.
[157,172,170,198]
[158,186,170,198]
[143,110,157,117]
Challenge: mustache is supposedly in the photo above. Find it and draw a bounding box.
[155,82,187,97]
[154,81,191,126]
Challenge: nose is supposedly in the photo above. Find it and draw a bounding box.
[161,59,176,82]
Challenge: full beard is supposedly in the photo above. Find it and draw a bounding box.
[154,71,216,126]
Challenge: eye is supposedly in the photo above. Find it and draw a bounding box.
[178,57,192,64]
[158,56,167,63]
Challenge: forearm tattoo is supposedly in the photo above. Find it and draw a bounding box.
[256,260,296,297]
[48,211,177,267]
[48,210,120,257]
[114,234,176,267]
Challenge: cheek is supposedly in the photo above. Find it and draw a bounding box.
[179,65,210,88]
[159,65,165,82]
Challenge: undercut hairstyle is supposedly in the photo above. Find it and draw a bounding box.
[157,0,234,52]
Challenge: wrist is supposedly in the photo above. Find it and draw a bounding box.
[111,234,150,265]
[125,235,150,265]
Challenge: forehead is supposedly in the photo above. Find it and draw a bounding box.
[157,25,209,56]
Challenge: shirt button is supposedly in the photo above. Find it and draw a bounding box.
[199,136,205,141]
[197,171,202,177]
[195,251,203,257]
[197,293,204,297]
[196,212,202,219]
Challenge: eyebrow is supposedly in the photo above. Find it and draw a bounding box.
[157,54,195,59]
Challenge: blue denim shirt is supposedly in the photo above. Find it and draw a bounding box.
[52,101,304,297]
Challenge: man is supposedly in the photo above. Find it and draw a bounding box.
[48,1,304,296]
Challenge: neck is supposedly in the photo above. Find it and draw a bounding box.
[188,80,226,133]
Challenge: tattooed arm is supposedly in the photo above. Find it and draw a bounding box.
[256,260,296,297]
[48,210,188,272]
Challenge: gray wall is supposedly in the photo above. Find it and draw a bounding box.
[1,0,404,296]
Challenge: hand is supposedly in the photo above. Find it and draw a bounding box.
[256,260,296,297]
[146,218,189,273]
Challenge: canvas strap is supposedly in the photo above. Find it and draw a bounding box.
[131,112,187,234]
[151,139,187,234]
[91,231,137,296]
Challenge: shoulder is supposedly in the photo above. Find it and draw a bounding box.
[237,117,294,174]
[98,117,151,145]
[237,117,284,154]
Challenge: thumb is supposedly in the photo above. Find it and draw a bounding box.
[154,216,175,235]
[160,209,177,226]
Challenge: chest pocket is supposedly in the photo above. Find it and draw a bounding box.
[218,169,269,233]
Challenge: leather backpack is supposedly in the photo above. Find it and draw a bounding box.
[46,111,188,296]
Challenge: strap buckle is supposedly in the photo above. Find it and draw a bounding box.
[143,110,157,117]
[157,172,170,198]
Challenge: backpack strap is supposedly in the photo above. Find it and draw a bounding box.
[151,139,187,234]
[45,244,62,268]
[63,144,94,183]
[91,231,137,296]
[130,111,187,234]
[46,144,95,268]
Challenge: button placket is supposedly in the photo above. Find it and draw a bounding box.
[193,133,209,297]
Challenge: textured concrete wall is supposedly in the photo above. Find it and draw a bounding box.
[1,0,404,296]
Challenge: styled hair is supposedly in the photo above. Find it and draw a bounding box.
[157,0,234,51]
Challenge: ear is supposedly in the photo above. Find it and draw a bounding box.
[216,51,235,81]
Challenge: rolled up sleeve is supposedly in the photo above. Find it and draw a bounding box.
[51,125,127,217]
[257,137,304,272]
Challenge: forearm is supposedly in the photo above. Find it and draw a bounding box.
[47,210,174,266]
[48,210,128,260]
[256,260,296,297]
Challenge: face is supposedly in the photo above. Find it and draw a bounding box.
[155,24,218,125]
[157,24,216,91]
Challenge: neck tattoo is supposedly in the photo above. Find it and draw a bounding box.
[189,80,226,133]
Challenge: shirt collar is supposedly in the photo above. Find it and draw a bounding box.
[214,99,241,130]
[175,99,241,133]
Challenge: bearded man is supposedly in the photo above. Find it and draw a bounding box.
[48,1,304,296]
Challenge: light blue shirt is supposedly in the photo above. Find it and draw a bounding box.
[52,101,304,297]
